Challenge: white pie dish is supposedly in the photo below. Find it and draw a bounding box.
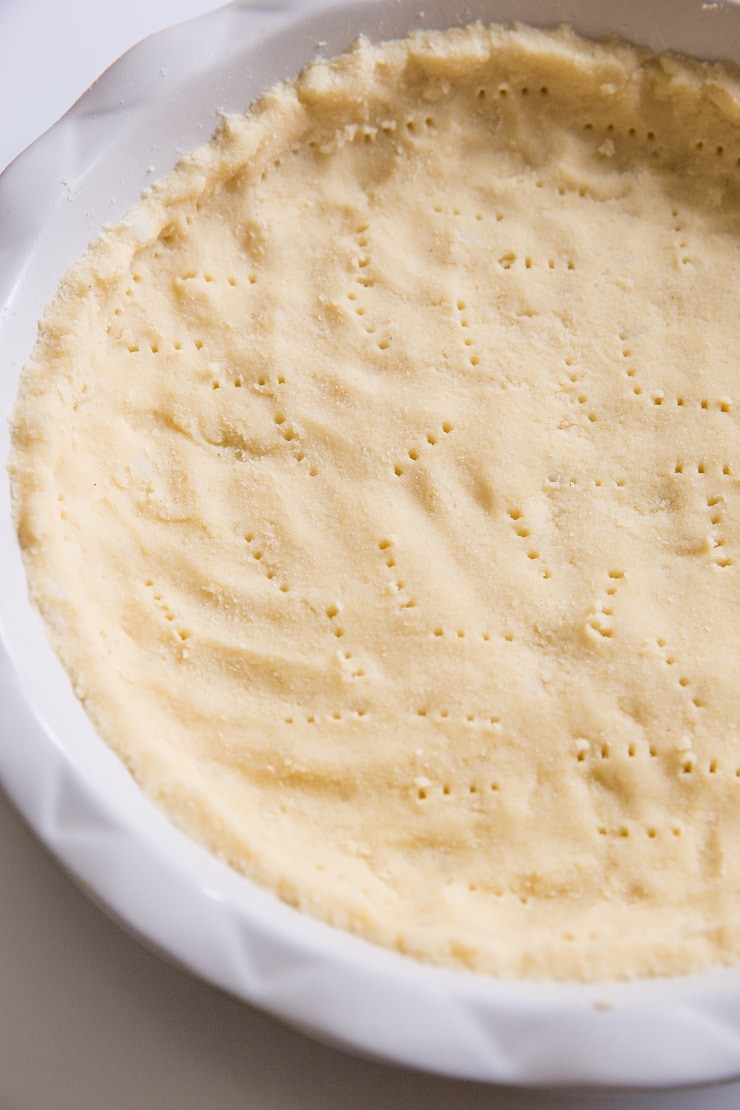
[2,0,740,1088]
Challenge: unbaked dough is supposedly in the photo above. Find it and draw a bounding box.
[10,23,740,980]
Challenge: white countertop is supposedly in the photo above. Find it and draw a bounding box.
[1,2,739,1106]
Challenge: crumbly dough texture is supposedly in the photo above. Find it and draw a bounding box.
[10,24,740,980]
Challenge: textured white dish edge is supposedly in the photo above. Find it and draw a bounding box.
[2,0,740,1087]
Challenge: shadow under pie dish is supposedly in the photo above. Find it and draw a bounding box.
[2,0,740,1087]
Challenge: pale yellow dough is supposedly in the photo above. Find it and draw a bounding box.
[10,24,740,980]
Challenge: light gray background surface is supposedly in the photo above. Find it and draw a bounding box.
[1,2,739,1106]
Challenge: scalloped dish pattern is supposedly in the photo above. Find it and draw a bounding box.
[9,23,740,980]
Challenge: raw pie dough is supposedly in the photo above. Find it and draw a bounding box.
[10,24,740,980]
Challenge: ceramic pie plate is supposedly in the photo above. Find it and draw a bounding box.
[2,0,740,1088]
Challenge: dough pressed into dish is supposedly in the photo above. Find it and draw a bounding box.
[9,23,740,980]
